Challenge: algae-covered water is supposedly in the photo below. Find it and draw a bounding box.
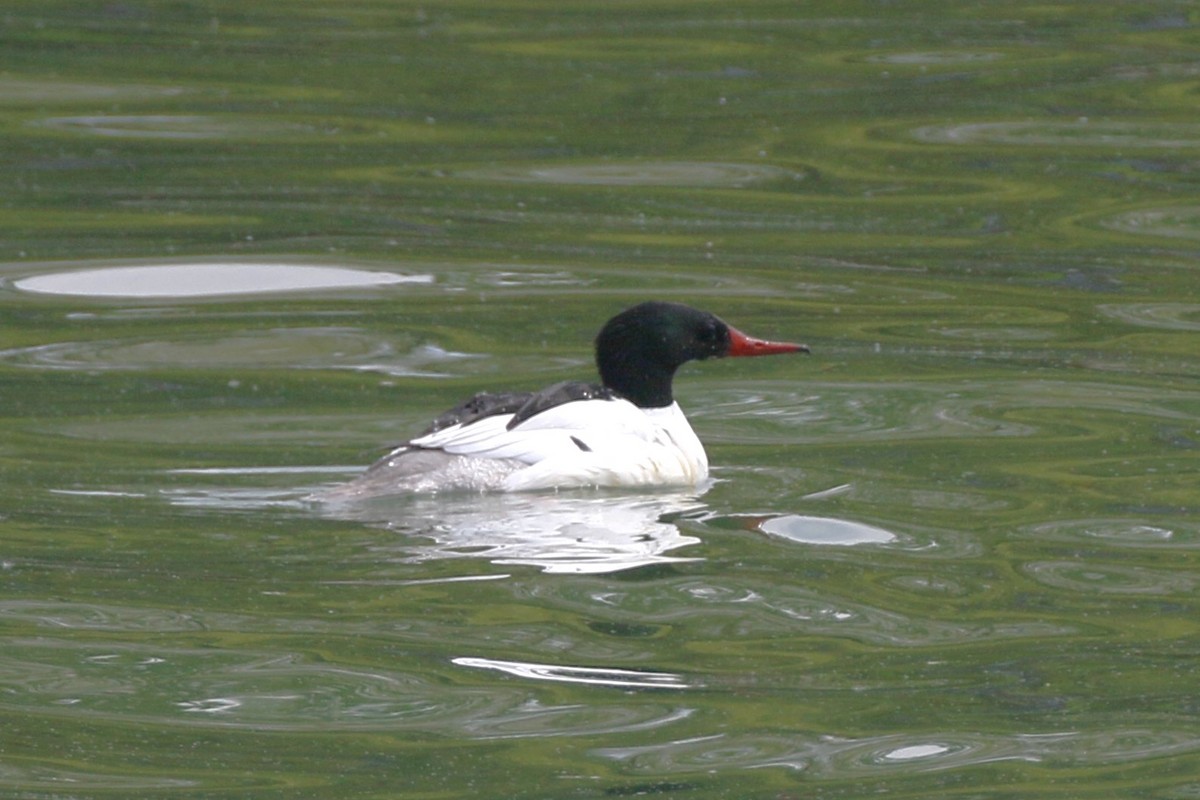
[3,2,1200,798]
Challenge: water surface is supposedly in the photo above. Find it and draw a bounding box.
[2,2,1200,798]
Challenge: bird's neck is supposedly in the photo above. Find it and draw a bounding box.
[599,354,678,409]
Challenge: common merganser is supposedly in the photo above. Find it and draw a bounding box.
[335,301,807,495]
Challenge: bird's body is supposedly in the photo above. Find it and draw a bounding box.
[331,301,806,496]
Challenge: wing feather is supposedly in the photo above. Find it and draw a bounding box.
[407,398,659,464]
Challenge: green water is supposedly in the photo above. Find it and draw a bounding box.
[3,2,1200,797]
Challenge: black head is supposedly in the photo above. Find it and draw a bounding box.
[594,301,806,408]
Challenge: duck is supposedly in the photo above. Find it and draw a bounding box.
[332,301,807,495]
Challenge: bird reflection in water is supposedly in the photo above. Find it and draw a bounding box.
[318,488,708,575]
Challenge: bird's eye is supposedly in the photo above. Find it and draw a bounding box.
[698,320,724,344]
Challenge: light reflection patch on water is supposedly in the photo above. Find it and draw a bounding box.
[11,262,432,298]
[879,742,956,761]
[178,697,243,714]
[476,269,592,288]
[48,488,149,499]
[452,657,691,689]
[700,513,897,546]
[757,514,897,545]
[456,161,800,187]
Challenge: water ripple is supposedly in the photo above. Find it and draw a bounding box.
[0,601,205,632]
[594,728,1200,776]
[455,161,799,187]
[692,380,1200,444]
[1023,561,1197,595]
[863,51,1003,65]
[0,329,461,374]
[1021,518,1200,548]
[1098,301,1200,331]
[0,77,184,103]
[693,381,1029,444]
[913,120,1200,148]
[523,577,1069,647]
[459,701,694,740]
[1099,206,1200,242]
[0,761,197,791]
[32,114,313,140]
[0,638,692,736]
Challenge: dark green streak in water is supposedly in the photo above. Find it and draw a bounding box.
[2,2,1200,798]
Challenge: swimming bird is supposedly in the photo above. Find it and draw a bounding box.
[334,301,807,495]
